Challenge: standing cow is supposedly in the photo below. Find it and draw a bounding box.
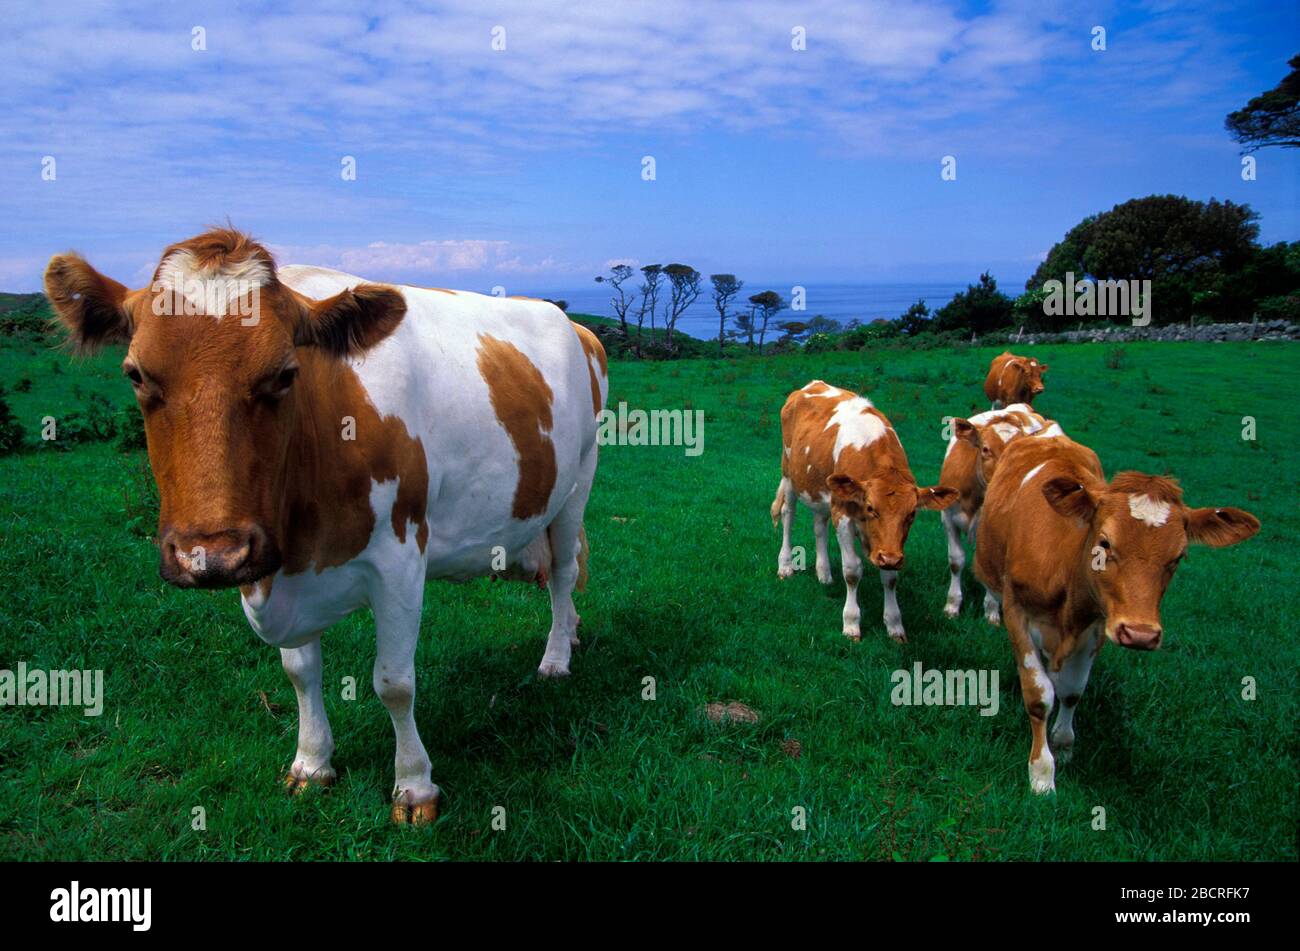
[43,228,608,824]
[772,381,957,642]
[974,434,1259,793]
[939,405,1062,622]
[983,351,1048,408]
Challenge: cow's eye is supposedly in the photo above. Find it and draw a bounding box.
[124,365,144,386]
[1098,537,1111,550]
[275,366,299,391]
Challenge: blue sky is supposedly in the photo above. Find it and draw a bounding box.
[0,0,1296,294]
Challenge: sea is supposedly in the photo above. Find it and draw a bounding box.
[517,281,973,340]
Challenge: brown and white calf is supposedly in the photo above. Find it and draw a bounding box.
[974,434,1259,793]
[939,404,1063,621]
[44,228,607,824]
[772,381,957,642]
[983,351,1047,408]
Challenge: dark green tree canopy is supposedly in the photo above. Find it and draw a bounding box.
[1226,53,1300,152]
[1029,195,1260,288]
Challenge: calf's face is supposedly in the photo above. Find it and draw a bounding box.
[952,418,1009,485]
[1042,472,1259,650]
[1005,358,1047,401]
[44,237,405,588]
[828,474,958,569]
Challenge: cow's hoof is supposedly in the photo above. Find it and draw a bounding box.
[777,566,794,579]
[537,660,571,678]
[944,602,960,619]
[816,567,833,585]
[391,788,442,826]
[284,767,336,795]
[842,628,861,642]
[985,611,1001,627]
[887,630,908,644]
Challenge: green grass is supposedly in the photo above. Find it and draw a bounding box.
[1,336,1296,860]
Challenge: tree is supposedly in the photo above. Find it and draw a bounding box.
[635,264,664,357]
[896,299,931,336]
[662,264,702,352]
[748,290,785,354]
[1226,53,1300,152]
[709,273,743,355]
[932,272,1014,335]
[732,303,758,350]
[1029,195,1261,324]
[595,264,637,336]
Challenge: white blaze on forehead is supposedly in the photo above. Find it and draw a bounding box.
[827,397,886,461]
[804,379,846,399]
[1019,462,1046,488]
[155,249,271,319]
[1128,493,1172,527]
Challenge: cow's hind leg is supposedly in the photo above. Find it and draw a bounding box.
[942,508,966,619]
[539,446,597,678]
[373,589,441,825]
[281,637,336,793]
[775,477,797,578]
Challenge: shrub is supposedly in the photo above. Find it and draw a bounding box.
[0,387,25,454]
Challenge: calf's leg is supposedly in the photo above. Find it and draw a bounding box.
[835,517,863,640]
[776,477,797,578]
[1005,603,1056,794]
[880,569,905,643]
[942,507,966,618]
[281,637,336,792]
[813,511,833,584]
[1049,622,1101,764]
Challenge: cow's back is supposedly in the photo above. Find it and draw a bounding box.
[974,435,1102,602]
[279,265,597,579]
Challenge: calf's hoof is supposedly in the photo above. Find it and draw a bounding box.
[537,659,572,678]
[777,565,794,579]
[391,787,443,826]
[943,601,960,619]
[284,766,336,796]
[887,630,908,644]
[816,567,834,585]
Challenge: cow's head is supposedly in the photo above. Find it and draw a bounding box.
[44,228,406,589]
[1003,355,1047,402]
[1042,471,1259,650]
[952,418,1011,486]
[828,470,958,570]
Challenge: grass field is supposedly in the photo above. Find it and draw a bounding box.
[1,333,1296,861]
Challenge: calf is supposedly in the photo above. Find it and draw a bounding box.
[772,381,957,642]
[974,435,1258,793]
[939,405,1063,621]
[983,351,1047,408]
[44,228,607,824]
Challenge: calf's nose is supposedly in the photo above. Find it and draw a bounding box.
[162,525,263,586]
[1116,622,1162,650]
[873,552,904,570]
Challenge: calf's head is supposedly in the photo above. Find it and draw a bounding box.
[44,229,406,588]
[1042,471,1258,650]
[952,418,1011,486]
[828,471,957,569]
[1002,356,1047,402]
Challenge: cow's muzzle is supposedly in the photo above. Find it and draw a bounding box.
[159,524,277,589]
[1114,621,1162,651]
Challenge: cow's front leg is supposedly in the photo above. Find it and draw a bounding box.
[813,512,833,584]
[880,569,905,642]
[373,594,440,825]
[835,517,862,640]
[1005,604,1056,794]
[942,508,966,618]
[1049,623,1101,765]
[281,637,336,792]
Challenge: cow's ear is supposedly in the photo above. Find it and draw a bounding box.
[918,484,959,510]
[1042,476,1099,522]
[1039,363,1049,374]
[827,473,864,503]
[1186,507,1260,548]
[953,418,979,446]
[44,254,135,354]
[297,283,407,358]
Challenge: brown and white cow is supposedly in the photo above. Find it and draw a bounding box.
[44,228,608,824]
[772,381,957,642]
[974,434,1259,793]
[939,404,1063,621]
[983,351,1048,408]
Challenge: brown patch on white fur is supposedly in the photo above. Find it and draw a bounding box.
[571,322,608,417]
[476,333,557,520]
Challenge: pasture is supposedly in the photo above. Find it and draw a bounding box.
[0,334,1296,860]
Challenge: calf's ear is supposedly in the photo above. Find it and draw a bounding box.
[827,474,865,515]
[952,418,979,446]
[297,284,407,358]
[44,254,135,354]
[1042,476,1100,522]
[918,484,959,510]
[1187,507,1260,548]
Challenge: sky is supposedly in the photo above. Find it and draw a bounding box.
[0,0,1296,296]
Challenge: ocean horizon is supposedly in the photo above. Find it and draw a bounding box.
[515,281,992,340]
